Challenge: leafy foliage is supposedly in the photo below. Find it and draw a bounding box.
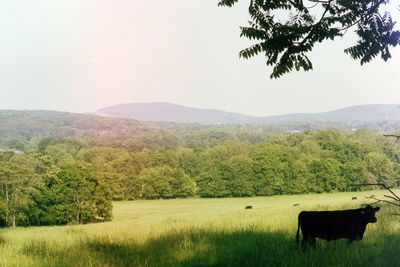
[1,127,400,227]
[219,0,400,78]
[0,154,112,227]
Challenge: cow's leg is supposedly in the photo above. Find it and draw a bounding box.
[301,233,309,250]
[358,232,364,240]
[310,236,316,249]
[348,232,363,245]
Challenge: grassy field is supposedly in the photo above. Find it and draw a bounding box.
[1,190,399,267]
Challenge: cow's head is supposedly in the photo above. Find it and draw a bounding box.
[361,205,380,223]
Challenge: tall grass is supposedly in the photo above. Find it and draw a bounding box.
[0,190,399,266]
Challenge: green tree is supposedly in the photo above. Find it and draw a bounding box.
[45,144,76,164]
[365,152,397,186]
[226,155,255,197]
[340,160,368,190]
[0,153,42,227]
[175,148,201,178]
[308,158,344,192]
[196,170,231,198]
[251,143,294,195]
[76,147,132,200]
[196,140,253,197]
[219,0,400,78]
[38,164,112,225]
[5,139,26,151]
[139,166,196,199]
[287,159,309,194]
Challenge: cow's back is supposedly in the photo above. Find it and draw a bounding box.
[299,209,366,241]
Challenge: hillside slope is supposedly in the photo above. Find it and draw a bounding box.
[0,110,146,140]
[98,102,400,129]
[97,102,262,124]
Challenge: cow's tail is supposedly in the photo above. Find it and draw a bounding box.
[296,215,300,246]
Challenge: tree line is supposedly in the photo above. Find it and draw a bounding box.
[1,129,399,227]
[0,152,112,227]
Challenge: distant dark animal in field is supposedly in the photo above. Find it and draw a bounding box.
[296,205,380,249]
[293,203,300,207]
[245,206,253,209]
[352,197,357,200]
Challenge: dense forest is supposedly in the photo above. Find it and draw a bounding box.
[1,125,399,227]
[2,110,400,148]
[0,152,112,227]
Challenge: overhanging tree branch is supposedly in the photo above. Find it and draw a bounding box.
[354,183,400,209]
[354,183,400,201]
[366,196,400,207]
[219,0,400,78]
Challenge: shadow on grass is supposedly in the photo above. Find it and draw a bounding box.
[87,230,296,267]
[21,229,400,267]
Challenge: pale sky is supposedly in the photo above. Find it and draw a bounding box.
[0,0,399,116]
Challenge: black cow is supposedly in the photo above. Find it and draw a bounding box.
[296,205,380,248]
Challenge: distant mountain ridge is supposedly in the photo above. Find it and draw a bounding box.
[97,102,400,125]
[97,102,262,124]
[1,103,400,145]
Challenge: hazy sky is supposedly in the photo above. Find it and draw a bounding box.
[0,0,399,116]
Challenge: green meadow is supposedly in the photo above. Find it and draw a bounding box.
[1,190,399,267]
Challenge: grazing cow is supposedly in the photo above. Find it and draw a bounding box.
[293,203,300,207]
[245,205,253,209]
[352,197,357,200]
[296,205,380,248]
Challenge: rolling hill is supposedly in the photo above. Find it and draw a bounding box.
[97,102,262,124]
[1,103,400,146]
[0,110,147,140]
[98,102,400,127]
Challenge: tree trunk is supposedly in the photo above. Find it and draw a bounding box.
[5,183,9,226]
[75,197,81,224]
[5,183,9,203]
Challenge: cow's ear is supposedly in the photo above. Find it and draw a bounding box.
[375,207,380,212]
